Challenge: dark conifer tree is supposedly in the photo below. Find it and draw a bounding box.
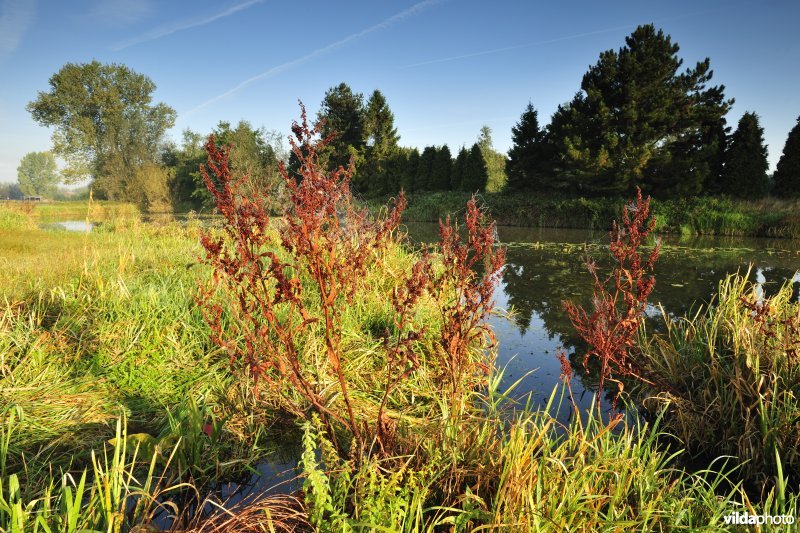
[362,89,400,194]
[549,25,732,197]
[773,116,800,197]
[507,103,546,191]
[317,82,366,172]
[451,146,469,190]
[461,143,489,191]
[431,145,453,190]
[416,146,437,191]
[721,112,769,198]
[402,148,420,192]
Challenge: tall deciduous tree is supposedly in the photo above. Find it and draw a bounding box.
[773,116,800,197]
[507,103,546,191]
[551,25,732,197]
[17,151,59,197]
[161,129,206,209]
[721,112,769,198]
[27,61,176,200]
[477,126,507,192]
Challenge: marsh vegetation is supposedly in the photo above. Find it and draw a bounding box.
[2,110,800,531]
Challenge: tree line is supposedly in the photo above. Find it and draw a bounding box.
[16,25,800,207]
[506,24,800,199]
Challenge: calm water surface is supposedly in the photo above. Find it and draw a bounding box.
[406,223,800,415]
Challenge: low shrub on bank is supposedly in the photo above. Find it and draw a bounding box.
[368,191,800,238]
[0,204,35,230]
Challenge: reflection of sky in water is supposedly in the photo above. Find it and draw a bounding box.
[40,220,94,232]
[400,223,800,423]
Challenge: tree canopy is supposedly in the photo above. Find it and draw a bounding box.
[317,82,366,174]
[477,126,507,192]
[546,24,732,197]
[17,151,60,197]
[27,61,176,202]
[163,121,283,210]
[506,103,546,192]
[361,89,400,194]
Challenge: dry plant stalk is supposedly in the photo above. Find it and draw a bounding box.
[563,187,660,408]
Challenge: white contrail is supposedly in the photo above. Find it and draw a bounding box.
[183,0,441,116]
[113,0,264,50]
[400,23,638,69]
[0,0,36,55]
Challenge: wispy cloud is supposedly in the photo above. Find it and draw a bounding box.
[87,0,153,27]
[0,0,36,56]
[184,0,441,116]
[113,0,264,51]
[400,23,638,69]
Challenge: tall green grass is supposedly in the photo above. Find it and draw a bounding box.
[299,380,798,531]
[640,272,800,495]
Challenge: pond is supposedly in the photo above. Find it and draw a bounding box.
[405,223,800,418]
[41,220,95,232]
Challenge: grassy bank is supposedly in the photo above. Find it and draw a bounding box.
[0,199,139,224]
[368,191,800,238]
[2,196,799,530]
[640,272,800,496]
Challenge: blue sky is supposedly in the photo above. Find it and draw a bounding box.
[1,0,798,185]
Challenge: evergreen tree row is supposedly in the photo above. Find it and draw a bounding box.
[301,82,501,196]
[505,24,800,199]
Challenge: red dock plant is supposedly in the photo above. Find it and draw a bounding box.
[197,105,406,455]
[563,188,660,408]
[197,104,504,457]
[429,201,506,406]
